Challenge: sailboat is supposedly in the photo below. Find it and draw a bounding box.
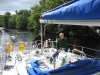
[0,0,100,75]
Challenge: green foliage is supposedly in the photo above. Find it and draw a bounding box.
[14,10,30,30]
[22,10,30,17]
[16,15,28,30]
[5,12,11,17]
[55,25,66,34]
[0,15,4,27]
[27,4,41,32]
[45,24,57,33]
[0,0,98,38]
[8,14,17,29]
[3,12,11,28]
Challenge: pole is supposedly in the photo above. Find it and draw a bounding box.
[41,23,43,55]
[44,25,45,37]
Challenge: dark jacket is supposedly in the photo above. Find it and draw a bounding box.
[32,35,45,46]
[57,38,67,51]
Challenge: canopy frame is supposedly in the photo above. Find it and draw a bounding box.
[39,19,100,26]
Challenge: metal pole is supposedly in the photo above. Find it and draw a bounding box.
[41,23,43,55]
[44,25,46,37]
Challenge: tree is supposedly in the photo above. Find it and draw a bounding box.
[4,12,11,17]
[3,12,11,28]
[16,15,27,30]
[27,4,41,32]
[0,15,4,27]
[8,14,17,29]
[22,10,30,17]
[15,10,18,14]
[15,10,30,30]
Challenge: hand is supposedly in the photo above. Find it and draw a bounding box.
[44,41,46,44]
[57,50,60,52]
[30,44,33,46]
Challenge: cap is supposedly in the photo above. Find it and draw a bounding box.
[38,30,41,33]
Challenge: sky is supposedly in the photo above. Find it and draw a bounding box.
[0,0,39,15]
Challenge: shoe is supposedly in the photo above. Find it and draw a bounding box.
[49,58,53,64]
[47,56,50,58]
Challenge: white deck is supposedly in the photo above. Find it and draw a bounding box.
[0,48,56,75]
[0,48,99,75]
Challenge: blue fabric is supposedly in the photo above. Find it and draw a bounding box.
[26,66,36,75]
[41,0,100,20]
[29,60,49,75]
[43,0,79,14]
[32,60,38,64]
[33,67,48,75]
[48,58,100,75]
[30,60,39,68]
[26,58,100,75]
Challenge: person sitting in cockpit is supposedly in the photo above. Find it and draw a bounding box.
[50,33,67,64]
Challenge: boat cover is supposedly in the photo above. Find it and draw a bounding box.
[41,0,100,20]
[26,60,49,75]
[26,58,100,75]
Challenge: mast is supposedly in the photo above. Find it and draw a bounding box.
[40,0,45,55]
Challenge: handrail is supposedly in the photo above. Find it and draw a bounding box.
[86,54,100,59]
[67,44,100,59]
[7,40,100,60]
[43,41,100,59]
[67,44,100,52]
[72,49,87,57]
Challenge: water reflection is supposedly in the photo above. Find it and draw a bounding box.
[4,29,33,42]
